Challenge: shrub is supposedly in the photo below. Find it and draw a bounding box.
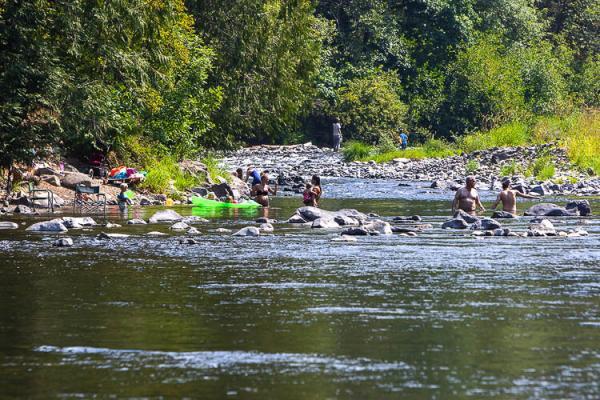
[140,157,203,194]
[202,156,231,183]
[499,160,524,177]
[564,112,600,175]
[342,141,373,162]
[465,160,480,174]
[529,155,556,181]
[458,121,530,152]
[335,70,408,145]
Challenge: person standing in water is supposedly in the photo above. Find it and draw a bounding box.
[452,176,485,215]
[492,179,540,215]
[251,174,278,207]
[332,118,342,151]
[311,175,323,206]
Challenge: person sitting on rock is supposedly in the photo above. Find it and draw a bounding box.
[251,174,278,207]
[117,183,133,211]
[303,183,318,207]
[452,176,485,216]
[492,179,539,215]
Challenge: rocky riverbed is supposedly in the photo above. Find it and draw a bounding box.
[220,143,600,196]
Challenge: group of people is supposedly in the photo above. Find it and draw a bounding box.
[452,176,540,216]
[330,118,409,151]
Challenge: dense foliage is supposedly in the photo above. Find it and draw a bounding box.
[0,0,598,171]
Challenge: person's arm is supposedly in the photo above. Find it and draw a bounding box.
[491,194,501,210]
[516,191,540,199]
[476,194,486,212]
[451,191,460,213]
[250,184,257,197]
[269,184,278,195]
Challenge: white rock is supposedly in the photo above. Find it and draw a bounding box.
[170,222,190,231]
[0,221,19,230]
[148,210,183,223]
[215,228,232,233]
[26,220,68,232]
[364,220,393,235]
[97,232,130,239]
[53,238,73,247]
[127,219,147,225]
[187,227,200,235]
[233,227,260,237]
[259,223,274,233]
[146,231,167,236]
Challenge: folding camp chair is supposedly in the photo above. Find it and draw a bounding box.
[28,181,55,213]
[73,184,107,217]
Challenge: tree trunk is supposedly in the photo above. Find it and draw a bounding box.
[6,163,13,196]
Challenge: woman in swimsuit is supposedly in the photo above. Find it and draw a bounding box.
[311,175,322,207]
[251,175,278,207]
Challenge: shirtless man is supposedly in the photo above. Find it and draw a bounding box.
[452,176,485,215]
[492,180,539,215]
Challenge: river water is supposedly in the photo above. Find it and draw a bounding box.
[1,179,599,399]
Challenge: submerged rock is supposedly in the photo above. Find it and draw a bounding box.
[53,238,73,247]
[148,210,183,223]
[287,214,307,224]
[97,232,130,239]
[26,220,68,232]
[259,223,274,233]
[341,227,369,236]
[0,221,19,230]
[127,219,147,225]
[233,227,260,237]
[565,200,592,216]
[528,219,556,236]
[334,215,360,226]
[470,218,502,231]
[187,227,200,235]
[453,210,480,224]
[179,238,198,244]
[312,217,340,229]
[146,231,167,236]
[492,211,517,219]
[331,235,358,242]
[62,217,97,228]
[364,220,393,235]
[169,222,190,231]
[441,218,469,229]
[524,203,578,217]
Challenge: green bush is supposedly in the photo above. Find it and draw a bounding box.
[342,141,373,162]
[335,70,408,145]
[140,157,202,194]
[465,160,480,174]
[528,155,555,181]
[202,156,231,183]
[458,121,530,152]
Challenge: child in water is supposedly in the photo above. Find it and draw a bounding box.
[303,183,318,207]
[117,183,133,211]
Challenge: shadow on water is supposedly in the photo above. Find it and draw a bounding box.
[0,179,599,398]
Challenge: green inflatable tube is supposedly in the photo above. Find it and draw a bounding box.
[191,196,262,209]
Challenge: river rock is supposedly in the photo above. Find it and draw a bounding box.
[146,231,167,236]
[312,217,340,229]
[393,215,422,222]
[62,217,97,228]
[97,232,130,239]
[528,219,556,236]
[334,215,359,226]
[297,206,330,222]
[430,180,447,189]
[179,238,198,244]
[341,227,369,236]
[364,220,392,235]
[14,205,33,214]
[470,218,502,231]
[565,200,592,217]
[259,223,274,233]
[0,221,19,230]
[26,220,68,232]
[391,226,419,234]
[453,210,480,224]
[104,222,121,228]
[256,217,277,224]
[149,210,183,223]
[492,211,517,219]
[331,235,358,242]
[186,227,200,235]
[287,214,307,224]
[441,218,469,229]
[41,175,61,187]
[215,228,232,233]
[524,203,578,217]
[127,219,147,225]
[53,238,73,247]
[170,222,189,231]
[233,227,260,237]
[182,216,209,224]
[60,172,93,189]
[336,209,368,222]
[529,185,547,196]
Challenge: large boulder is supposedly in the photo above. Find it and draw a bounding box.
[148,210,183,223]
[14,205,33,214]
[453,210,480,224]
[566,200,592,217]
[60,172,93,189]
[524,203,578,217]
[312,217,340,229]
[170,222,190,231]
[0,221,19,230]
[259,223,274,233]
[334,215,360,226]
[209,182,234,199]
[287,214,307,224]
[296,206,331,222]
[26,219,68,232]
[233,227,260,237]
[492,211,517,219]
[336,209,368,222]
[470,218,502,231]
[441,218,469,229]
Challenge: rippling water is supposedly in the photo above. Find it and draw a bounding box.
[1,179,599,399]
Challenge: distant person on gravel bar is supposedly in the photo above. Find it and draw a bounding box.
[400,131,409,150]
[332,118,342,151]
[452,176,485,216]
[492,179,540,215]
[251,174,278,207]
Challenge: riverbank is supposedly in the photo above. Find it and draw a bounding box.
[220,143,600,197]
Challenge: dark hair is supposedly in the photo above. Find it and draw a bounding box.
[311,175,321,186]
[502,179,511,189]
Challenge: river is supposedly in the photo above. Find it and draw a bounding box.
[1,179,599,399]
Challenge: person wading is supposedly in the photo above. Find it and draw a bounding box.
[492,179,540,215]
[452,176,485,215]
[251,174,278,207]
